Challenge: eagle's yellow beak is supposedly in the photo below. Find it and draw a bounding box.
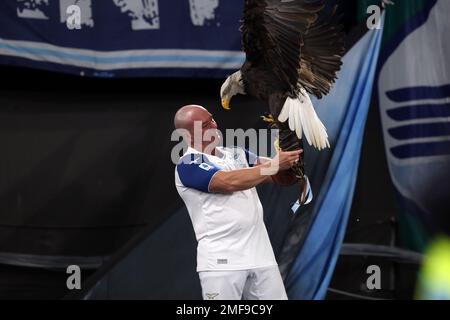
[221,99,230,110]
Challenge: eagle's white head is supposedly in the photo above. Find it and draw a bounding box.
[220,70,246,110]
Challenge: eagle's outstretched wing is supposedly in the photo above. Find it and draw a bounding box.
[241,0,344,98]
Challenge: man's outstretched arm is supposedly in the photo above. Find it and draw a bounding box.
[209,149,302,194]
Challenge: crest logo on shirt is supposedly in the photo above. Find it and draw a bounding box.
[205,293,219,300]
[199,163,213,171]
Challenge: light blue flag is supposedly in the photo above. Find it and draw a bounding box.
[285,16,384,300]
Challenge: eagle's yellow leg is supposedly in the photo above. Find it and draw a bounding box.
[260,114,274,123]
[274,137,280,151]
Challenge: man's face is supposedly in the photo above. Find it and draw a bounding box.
[189,110,220,148]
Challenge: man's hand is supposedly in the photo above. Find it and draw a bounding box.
[275,149,303,171]
[261,149,303,175]
[268,149,302,186]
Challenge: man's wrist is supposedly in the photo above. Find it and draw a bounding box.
[258,160,278,176]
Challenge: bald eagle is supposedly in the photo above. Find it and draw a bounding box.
[220,0,344,203]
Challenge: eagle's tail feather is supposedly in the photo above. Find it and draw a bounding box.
[278,91,330,150]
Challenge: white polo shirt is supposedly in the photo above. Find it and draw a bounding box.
[174,146,278,272]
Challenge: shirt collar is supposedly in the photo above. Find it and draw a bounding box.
[184,146,226,160]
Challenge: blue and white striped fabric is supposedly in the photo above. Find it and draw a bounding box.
[0,0,245,78]
[285,15,384,300]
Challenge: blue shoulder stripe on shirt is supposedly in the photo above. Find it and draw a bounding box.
[176,153,221,193]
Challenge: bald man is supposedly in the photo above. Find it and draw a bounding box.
[174,105,301,300]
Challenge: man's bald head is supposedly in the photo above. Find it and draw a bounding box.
[174,104,219,151]
[174,104,209,131]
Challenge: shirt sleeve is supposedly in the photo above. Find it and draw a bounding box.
[243,148,259,167]
[176,154,221,193]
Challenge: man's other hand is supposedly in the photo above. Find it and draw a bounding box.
[272,149,303,172]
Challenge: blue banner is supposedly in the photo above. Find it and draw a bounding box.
[284,16,384,300]
[0,0,245,78]
[377,0,450,251]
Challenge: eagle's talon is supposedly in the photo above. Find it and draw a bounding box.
[260,114,275,123]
